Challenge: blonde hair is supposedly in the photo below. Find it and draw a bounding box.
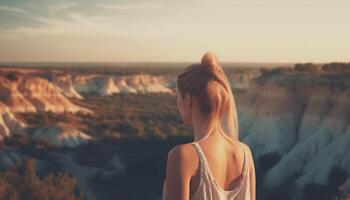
[177,52,239,141]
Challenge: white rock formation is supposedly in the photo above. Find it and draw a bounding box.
[228,70,261,90]
[0,75,91,114]
[32,123,93,148]
[17,77,91,114]
[99,76,120,96]
[0,77,37,113]
[122,74,173,93]
[0,102,26,140]
[73,74,101,94]
[239,79,302,157]
[236,76,350,198]
[52,74,84,99]
[72,74,173,95]
[262,88,350,188]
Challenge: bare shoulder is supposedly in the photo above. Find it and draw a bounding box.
[164,143,198,199]
[166,143,199,175]
[167,143,197,164]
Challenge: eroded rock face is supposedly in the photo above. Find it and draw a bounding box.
[72,74,174,95]
[0,67,348,199]
[53,71,259,97]
[99,76,121,96]
[18,77,91,114]
[236,75,350,198]
[0,72,93,139]
[0,101,26,140]
[31,123,92,148]
[115,74,173,93]
[0,77,37,113]
[228,70,261,90]
[52,74,84,99]
[0,75,92,114]
[261,87,350,188]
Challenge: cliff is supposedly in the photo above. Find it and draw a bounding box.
[236,73,350,198]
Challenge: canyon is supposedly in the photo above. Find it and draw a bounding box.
[0,66,348,200]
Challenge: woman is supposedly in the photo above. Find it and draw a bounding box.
[162,52,256,200]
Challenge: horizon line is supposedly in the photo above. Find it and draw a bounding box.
[0,60,332,65]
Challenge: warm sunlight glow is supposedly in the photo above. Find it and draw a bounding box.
[0,0,349,62]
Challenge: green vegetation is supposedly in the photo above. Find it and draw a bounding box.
[260,67,294,76]
[5,72,19,81]
[18,93,191,140]
[257,62,350,88]
[18,111,81,127]
[9,92,193,199]
[322,63,350,72]
[260,62,350,76]
[3,64,348,199]
[294,62,350,73]
[0,159,84,200]
[294,63,322,72]
[71,93,192,139]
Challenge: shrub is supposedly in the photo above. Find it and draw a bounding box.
[0,159,84,200]
[294,63,321,73]
[5,72,18,81]
[322,63,350,72]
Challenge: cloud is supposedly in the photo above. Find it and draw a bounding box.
[0,12,118,39]
[0,5,31,15]
[48,2,78,11]
[97,2,164,10]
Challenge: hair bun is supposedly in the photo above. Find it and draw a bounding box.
[201,52,222,73]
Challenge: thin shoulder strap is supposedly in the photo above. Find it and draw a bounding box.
[234,143,248,177]
[192,142,210,172]
[242,143,248,174]
[192,142,215,178]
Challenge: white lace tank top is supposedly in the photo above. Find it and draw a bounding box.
[162,142,250,200]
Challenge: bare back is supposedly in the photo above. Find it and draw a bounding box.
[189,134,248,197]
[162,132,255,200]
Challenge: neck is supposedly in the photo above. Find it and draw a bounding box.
[192,114,220,141]
[192,113,238,145]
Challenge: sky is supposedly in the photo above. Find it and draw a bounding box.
[0,0,349,63]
